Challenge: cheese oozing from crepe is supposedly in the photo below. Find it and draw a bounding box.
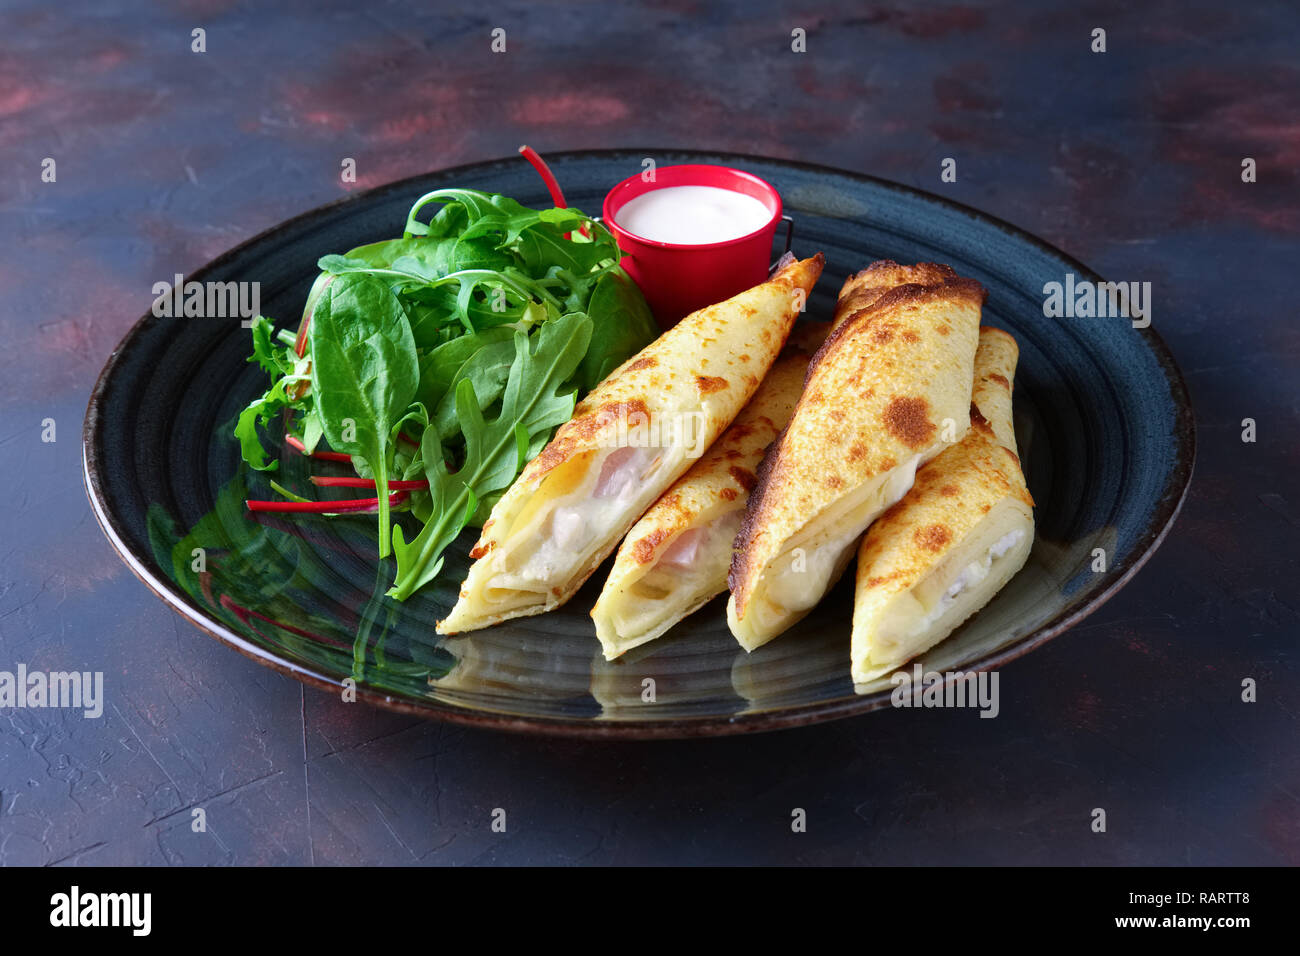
[436,254,825,635]
[591,349,815,659]
[850,326,1035,683]
[727,262,986,651]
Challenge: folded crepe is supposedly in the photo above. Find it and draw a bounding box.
[591,350,814,659]
[727,263,985,651]
[437,254,825,635]
[830,260,964,330]
[850,326,1035,683]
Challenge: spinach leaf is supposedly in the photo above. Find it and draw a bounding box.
[446,235,514,273]
[321,236,510,284]
[431,335,517,440]
[334,237,439,269]
[317,257,555,333]
[576,267,660,391]
[308,273,419,558]
[414,326,515,412]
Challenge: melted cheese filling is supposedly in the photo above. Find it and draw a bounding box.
[911,529,1024,633]
[482,444,676,605]
[751,454,923,630]
[856,507,1033,682]
[605,507,744,642]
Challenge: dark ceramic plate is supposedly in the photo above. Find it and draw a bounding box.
[84,150,1194,738]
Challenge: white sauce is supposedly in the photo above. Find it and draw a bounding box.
[615,185,773,244]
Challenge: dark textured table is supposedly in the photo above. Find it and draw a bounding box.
[1,0,1295,865]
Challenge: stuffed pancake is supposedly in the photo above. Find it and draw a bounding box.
[850,326,1034,683]
[591,350,813,659]
[437,254,825,634]
[727,264,985,650]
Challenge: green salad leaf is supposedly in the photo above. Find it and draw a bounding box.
[307,272,419,557]
[388,311,592,600]
[235,316,311,470]
[235,186,658,601]
[578,268,659,391]
[414,325,516,412]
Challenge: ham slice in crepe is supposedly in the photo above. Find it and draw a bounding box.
[437,254,825,635]
[591,346,817,660]
[727,263,985,650]
[850,327,1035,683]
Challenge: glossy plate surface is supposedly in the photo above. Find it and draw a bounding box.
[83,150,1194,737]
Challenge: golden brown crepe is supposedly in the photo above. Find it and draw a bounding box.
[850,327,1035,683]
[727,263,985,650]
[831,260,963,330]
[591,351,812,659]
[437,254,825,635]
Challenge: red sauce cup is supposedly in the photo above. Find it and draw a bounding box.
[602,164,785,329]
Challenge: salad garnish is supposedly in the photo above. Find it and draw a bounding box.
[236,186,657,599]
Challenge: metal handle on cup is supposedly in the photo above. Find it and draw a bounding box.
[771,215,795,270]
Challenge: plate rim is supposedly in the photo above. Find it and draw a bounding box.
[82,148,1197,739]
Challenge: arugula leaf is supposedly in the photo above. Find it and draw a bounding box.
[512,220,611,278]
[308,273,419,558]
[405,189,585,246]
[387,311,592,600]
